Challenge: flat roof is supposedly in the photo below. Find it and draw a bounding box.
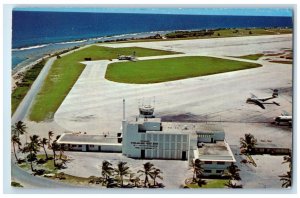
[128,117,162,124]
[255,142,292,149]
[197,141,235,162]
[57,133,121,146]
[161,122,224,133]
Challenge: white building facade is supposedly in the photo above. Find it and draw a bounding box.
[122,118,190,160]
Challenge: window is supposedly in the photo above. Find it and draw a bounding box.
[72,145,76,147]
[146,150,151,157]
[165,134,170,142]
[171,143,175,149]
[217,162,225,165]
[216,170,223,174]
[90,145,94,148]
[177,135,181,142]
[159,149,164,158]
[171,135,176,142]
[78,145,82,148]
[204,161,212,164]
[153,150,157,158]
[153,134,157,141]
[177,143,181,150]
[171,150,176,159]
[204,170,212,173]
[159,134,164,142]
[159,142,164,149]
[165,150,170,158]
[146,134,152,141]
[165,143,170,149]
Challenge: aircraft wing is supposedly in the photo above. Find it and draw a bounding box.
[260,97,274,102]
[250,93,258,99]
[253,100,265,109]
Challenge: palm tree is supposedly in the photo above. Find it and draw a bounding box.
[51,140,60,167]
[128,172,141,187]
[223,163,241,180]
[192,159,204,182]
[114,161,130,187]
[59,144,65,160]
[225,180,243,188]
[283,153,292,169]
[11,135,21,162]
[12,121,27,137]
[191,159,207,187]
[138,162,156,187]
[279,171,292,188]
[240,133,257,154]
[40,138,49,160]
[150,168,163,186]
[279,153,292,188]
[26,135,40,171]
[101,160,114,183]
[48,131,54,148]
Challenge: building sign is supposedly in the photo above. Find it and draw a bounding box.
[131,140,158,149]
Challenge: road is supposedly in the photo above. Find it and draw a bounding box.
[11,57,56,124]
[11,161,78,188]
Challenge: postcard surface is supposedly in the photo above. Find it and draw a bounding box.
[9,7,293,190]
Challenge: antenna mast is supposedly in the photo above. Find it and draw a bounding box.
[123,98,126,121]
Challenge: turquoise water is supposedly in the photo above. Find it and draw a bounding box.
[12,11,293,69]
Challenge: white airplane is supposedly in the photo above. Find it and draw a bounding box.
[246,89,279,109]
[274,111,292,126]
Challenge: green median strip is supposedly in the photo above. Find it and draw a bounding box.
[105,56,262,84]
[29,45,179,122]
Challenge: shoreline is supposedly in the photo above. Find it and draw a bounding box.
[11,32,293,92]
[11,27,292,70]
[11,55,51,91]
[11,45,86,91]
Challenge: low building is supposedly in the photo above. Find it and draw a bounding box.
[193,141,236,176]
[57,133,122,152]
[252,143,291,155]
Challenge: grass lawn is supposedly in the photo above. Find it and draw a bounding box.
[212,28,292,38]
[35,154,92,186]
[29,46,179,121]
[18,154,91,186]
[234,54,264,61]
[187,179,227,188]
[105,56,262,84]
[106,28,292,44]
[12,60,46,115]
[11,181,23,187]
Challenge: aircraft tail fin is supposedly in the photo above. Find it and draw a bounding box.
[272,89,279,98]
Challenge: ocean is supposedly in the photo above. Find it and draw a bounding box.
[12,11,293,69]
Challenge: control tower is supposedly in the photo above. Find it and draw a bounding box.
[139,105,155,118]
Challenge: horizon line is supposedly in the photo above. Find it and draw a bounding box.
[13,7,293,17]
